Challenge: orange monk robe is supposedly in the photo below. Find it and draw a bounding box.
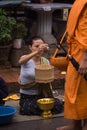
[64,1,87,120]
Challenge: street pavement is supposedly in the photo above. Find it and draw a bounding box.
[0,91,69,130]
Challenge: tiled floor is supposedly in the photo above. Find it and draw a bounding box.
[0,67,20,83]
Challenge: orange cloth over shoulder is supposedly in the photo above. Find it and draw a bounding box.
[67,0,87,37]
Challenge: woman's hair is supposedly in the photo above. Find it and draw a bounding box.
[28,36,45,46]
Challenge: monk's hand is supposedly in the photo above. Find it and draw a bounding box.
[78,52,87,76]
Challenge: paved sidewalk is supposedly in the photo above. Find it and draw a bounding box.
[4,85,64,123]
[1,92,70,130]
[0,115,71,130]
[5,98,64,123]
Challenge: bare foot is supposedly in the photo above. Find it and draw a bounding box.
[56,126,73,130]
[56,125,82,130]
[82,126,87,130]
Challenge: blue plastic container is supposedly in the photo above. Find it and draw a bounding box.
[0,106,17,125]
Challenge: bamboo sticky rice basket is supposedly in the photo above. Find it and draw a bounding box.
[35,64,54,83]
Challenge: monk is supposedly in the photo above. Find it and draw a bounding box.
[56,0,87,130]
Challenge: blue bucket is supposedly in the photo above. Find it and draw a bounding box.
[0,106,17,125]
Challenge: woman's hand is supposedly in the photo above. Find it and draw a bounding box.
[38,43,49,52]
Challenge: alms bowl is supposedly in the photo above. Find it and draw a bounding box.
[37,98,55,111]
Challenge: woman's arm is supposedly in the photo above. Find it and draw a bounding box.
[18,44,49,65]
[18,51,39,65]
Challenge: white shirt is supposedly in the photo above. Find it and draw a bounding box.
[19,58,49,95]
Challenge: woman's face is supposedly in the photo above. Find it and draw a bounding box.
[29,39,44,56]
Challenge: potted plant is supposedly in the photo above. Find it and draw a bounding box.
[10,23,28,67]
[0,8,16,46]
[0,8,16,66]
[12,23,28,49]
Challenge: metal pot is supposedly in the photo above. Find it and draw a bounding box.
[13,39,25,49]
